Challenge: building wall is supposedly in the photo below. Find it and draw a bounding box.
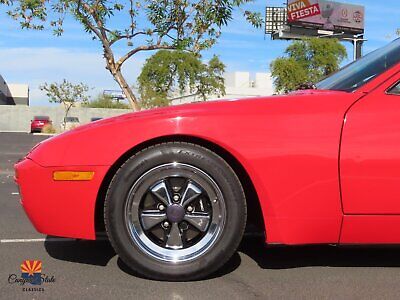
[0,106,131,132]
[0,75,8,93]
[171,72,274,105]
[0,91,9,105]
[7,84,29,105]
[224,72,251,89]
[0,75,12,105]
[0,75,29,105]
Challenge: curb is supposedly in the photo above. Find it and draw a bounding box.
[32,133,57,136]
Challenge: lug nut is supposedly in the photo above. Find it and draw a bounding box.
[180,222,189,231]
[158,204,165,211]
[173,194,180,202]
[187,206,193,212]
[163,221,170,228]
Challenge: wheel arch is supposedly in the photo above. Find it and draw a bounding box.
[94,135,265,238]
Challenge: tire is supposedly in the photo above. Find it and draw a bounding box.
[104,142,246,281]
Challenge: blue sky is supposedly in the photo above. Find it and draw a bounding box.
[0,0,399,106]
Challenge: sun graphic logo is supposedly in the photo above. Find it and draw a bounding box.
[21,260,42,285]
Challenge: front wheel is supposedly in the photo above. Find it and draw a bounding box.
[104,142,246,281]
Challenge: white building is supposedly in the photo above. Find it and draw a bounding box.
[0,75,29,105]
[170,72,274,105]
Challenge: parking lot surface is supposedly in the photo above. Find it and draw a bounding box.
[2,132,400,299]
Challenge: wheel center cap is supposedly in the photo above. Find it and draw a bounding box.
[166,204,185,223]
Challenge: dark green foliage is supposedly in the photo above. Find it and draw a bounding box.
[270,38,347,93]
[83,94,130,109]
[138,50,225,109]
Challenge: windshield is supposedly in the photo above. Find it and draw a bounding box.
[316,38,400,92]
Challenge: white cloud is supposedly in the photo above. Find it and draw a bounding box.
[0,47,146,105]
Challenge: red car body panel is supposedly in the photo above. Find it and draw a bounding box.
[16,91,361,243]
[341,71,400,214]
[15,62,400,245]
[340,215,400,244]
[15,158,108,239]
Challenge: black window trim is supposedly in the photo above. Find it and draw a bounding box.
[386,80,400,96]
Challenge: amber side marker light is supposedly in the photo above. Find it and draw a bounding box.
[53,171,94,181]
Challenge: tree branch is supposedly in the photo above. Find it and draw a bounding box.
[77,1,117,68]
[109,30,148,46]
[75,2,102,41]
[116,44,175,69]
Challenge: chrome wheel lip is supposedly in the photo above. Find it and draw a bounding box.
[124,162,226,263]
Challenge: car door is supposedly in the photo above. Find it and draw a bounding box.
[341,75,400,214]
[340,73,400,243]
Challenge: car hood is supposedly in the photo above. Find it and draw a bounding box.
[60,89,352,129]
[27,90,363,167]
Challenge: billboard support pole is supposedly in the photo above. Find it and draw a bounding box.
[354,36,364,61]
[342,35,366,61]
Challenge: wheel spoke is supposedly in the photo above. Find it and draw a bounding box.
[184,213,210,232]
[166,223,183,249]
[150,180,172,206]
[180,182,202,207]
[140,211,167,230]
[126,162,226,262]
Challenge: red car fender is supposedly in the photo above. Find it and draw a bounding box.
[25,92,363,244]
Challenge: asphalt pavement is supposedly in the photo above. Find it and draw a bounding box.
[1,132,400,299]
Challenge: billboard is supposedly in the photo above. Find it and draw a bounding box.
[287,0,365,33]
[103,90,126,100]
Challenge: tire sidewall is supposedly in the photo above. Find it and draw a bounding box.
[105,143,246,280]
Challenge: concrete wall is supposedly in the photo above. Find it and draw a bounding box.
[0,105,131,132]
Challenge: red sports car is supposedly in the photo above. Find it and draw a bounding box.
[30,116,51,133]
[15,39,400,281]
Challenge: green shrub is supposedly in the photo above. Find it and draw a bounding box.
[83,94,130,109]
